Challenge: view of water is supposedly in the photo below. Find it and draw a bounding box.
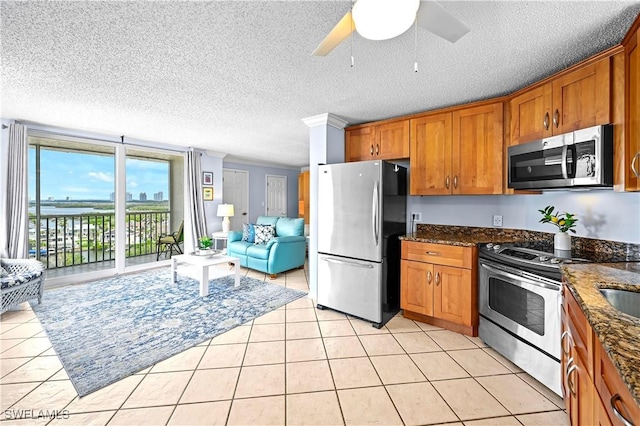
[28,206,114,216]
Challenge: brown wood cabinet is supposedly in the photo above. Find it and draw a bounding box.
[345,120,409,162]
[510,57,611,146]
[410,103,503,196]
[400,241,477,336]
[624,18,640,191]
[297,170,310,222]
[562,285,640,426]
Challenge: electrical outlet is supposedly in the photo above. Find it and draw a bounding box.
[411,212,422,222]
[493,215,503,227]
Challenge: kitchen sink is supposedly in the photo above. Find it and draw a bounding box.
[599,289,640,319]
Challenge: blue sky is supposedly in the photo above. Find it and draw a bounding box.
[28,148,169,201]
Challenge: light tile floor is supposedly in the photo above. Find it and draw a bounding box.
[0,265,569,425]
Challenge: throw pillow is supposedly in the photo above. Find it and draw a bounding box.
[254,224,275,245]
[242,223,255,243]
[0,266,8,278]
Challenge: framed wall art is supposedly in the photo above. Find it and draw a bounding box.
[202,172,213,186]
[203,186,214,201]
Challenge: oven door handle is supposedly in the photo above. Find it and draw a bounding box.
[480,262,561,292]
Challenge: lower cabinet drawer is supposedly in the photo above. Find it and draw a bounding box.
[402,241,472,268]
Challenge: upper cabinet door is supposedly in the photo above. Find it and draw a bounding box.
[345,126,375,162]
[509,84,553,145]
[452,103,504,195]
[410,113,453,195]
[625,25,639,191]
[376,119,410,160]
[551,57,611,135]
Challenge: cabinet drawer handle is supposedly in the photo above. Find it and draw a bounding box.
[445,176,450,189]
[453,175,458,189]
[543,112,550,130]
[632,152,640,178]
[427,270,432,284]
[566,364,578,396]
[425,251,442,256]
[553,109,559,128]
[611,394,635,426]
[370,144,374,155]
[561,330,572,356]
[376,143,380,155]
[435,272,440,286]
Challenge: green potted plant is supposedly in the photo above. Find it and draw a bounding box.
[538,205,577,251]
[198,236,212,250]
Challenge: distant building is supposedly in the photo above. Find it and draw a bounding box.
[110,192,115,202]
[126,192,133,201]
[65,196,71,201]
[154,191,163,201]
[47,196,54,201]
[139,192,147,201]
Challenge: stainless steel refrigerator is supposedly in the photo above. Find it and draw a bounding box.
[317,160,407,328]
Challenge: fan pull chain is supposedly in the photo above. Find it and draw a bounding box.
[414,18,418,73]
[350,7,355,68]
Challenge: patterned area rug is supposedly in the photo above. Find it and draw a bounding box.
[29,268,307,396]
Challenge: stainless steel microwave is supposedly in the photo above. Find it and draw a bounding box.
[508,124,613,190]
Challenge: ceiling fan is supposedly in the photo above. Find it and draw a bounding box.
[312,0,470,56]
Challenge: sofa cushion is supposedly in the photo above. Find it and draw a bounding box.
[0,271,42,289]
[275,217,304,237]
[228,240,252,255]
[254,225,275,244]
[246,244,270,260]
[242,223,255,243]
[257,216,279,227]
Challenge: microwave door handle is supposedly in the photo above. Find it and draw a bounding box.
[567,145,577,178]
[561,145,568,179]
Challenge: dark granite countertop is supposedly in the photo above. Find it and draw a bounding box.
[560,263,640,407]
[399,225,553,247]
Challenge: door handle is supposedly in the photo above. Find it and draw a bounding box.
[453,175,458,189]
[435,272,440,286]
[543,112,550,130]
[376,144,380,155]
[321,257,374,268]
[632,152,640,178]
[566,364,578,396]
[425,251,442,256]
[445,176,450,189]
[242,212,247,216]
[561,145,568,179]
[427,270,432,284]
[370,144,374,155]
[611,394,634,426]
[553,109,559,128]
[561,330,573,356]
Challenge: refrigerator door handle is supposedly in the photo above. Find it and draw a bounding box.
[320,257,375,269]
[373,181,379,248]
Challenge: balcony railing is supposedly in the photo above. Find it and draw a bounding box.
[28,211,175,269]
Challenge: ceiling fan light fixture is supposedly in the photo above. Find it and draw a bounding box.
[352,0,420,41]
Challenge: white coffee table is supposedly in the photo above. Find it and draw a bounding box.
[171,253,241,297]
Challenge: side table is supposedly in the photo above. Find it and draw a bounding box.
[211,231,229,253]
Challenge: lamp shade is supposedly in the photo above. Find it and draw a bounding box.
[352,0,420,41]
[217,204,235,217]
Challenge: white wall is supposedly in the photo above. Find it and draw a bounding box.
[200,153,224,234]
[408,190,640,243]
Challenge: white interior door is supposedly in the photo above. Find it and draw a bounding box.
[223,169,249,231]
[266,175,287,217]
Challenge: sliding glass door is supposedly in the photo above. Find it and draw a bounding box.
[28,133,184,282]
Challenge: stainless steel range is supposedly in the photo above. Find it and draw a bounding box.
[478,242,589,396]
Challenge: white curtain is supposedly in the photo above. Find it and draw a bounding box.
[184,149,207,253]
[0,124,29,258]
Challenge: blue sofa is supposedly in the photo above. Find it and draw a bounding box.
[227,216,306,278]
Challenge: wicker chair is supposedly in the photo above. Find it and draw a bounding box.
[1,259,45,314]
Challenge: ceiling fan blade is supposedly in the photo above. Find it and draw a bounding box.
[417,0,470,43]
[312,11,355,56]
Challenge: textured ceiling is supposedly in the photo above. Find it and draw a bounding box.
[2,1,640,168]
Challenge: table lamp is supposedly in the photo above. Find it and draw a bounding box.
[217,204,235,233]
